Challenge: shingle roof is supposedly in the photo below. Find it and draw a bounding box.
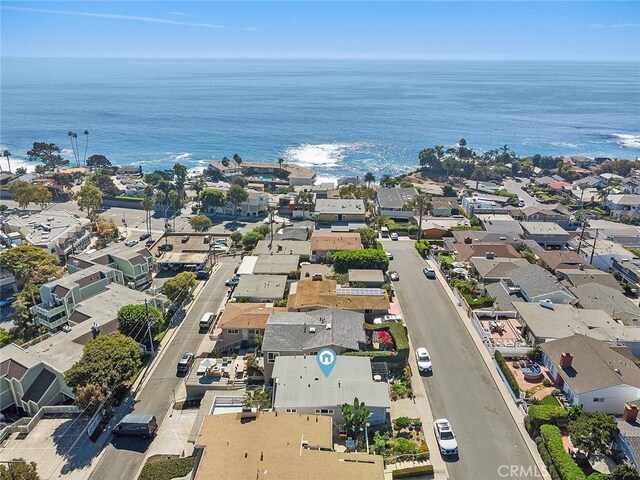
[470,257,529,280]
[22,368,56,403]
[508,264,575,300]
[454,243,521,261]
[540,335,640,394]
[0,359,28,380]
[557,269,623,291]
[375,187,418,210]
[570,283,640,320]
[536,251,593,271]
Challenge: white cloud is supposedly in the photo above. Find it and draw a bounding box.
[4,6,231,29]
[589,23,640,29]
[168,11,188,17]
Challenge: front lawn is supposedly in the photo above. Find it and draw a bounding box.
[138,455,195,480]
[436,254,455,264]
[539,395,561,407]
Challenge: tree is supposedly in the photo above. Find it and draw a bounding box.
[418,147,438,170]
[226,185,248,216]
[116,304,165,340]
[233,153,242,172]
[221,156,230,168]
[75,383,107,413]
[68,131,79,166]
[332,249,389,273]
[86,154,112,169]
[0,458,40,480]
[87,169,119,197]
[27,142,67,170]
[242,231,264,250]
[163,272,197,305]
[442,184,456,197]
[168,189,180,231]
[379,174,398,188]
[200,189,226,212]
[30,186,52,208]
[404,194,431,241]
[192,177,206,207]
[34,164,46,175]
[457,138,473,159]
[569,412,618,455]
[354,227,378,249]
[229,231,243,245]
[8,181,35,209]
[95,215,119,241]
[364,172,376,187]
[15,167,26,175]
[2,149,12,173]
[1,245,60,281]
[294,190,314,217]
[65,333,142,390]
[83,130,89,165]
[341,397,372,444]
[189,215,212,232]
[612,464,640,480]
[141,196,155,237]
[243,387,271,409]
[76,182,103,218]
[173,163,188,196]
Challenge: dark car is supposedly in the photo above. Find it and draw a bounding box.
[0,297,16,308]
[181,236,191,244]
[225,276,241,288]
[177,352,195,373]
[158,243,174,251]
[139,233,151,241]
[113,414,157,439]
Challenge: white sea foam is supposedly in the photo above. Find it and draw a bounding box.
[612,133,640,149]
[172,152,192,161]
[283,143,359,168]
[551,142,579,149]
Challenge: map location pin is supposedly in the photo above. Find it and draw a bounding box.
[317,348,337,378]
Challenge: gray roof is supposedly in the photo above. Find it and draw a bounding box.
[485,282,524,311]
[271,355,390,410]
[470,257,529,280]
[254,240,311,256]
[508,264,575,300]
[253,255,300,275]
[266,227,311,242]
[557,269,623,291]
[540,335,640,394]
[315,199,365,215]
[475,214,524,235]
[570,283,640,321]
[22,368,57,403]
[233,275,287,300]
[520,221,569,236]
[262,308,366,353]
[452,231,524,244]
[375,187,418,210]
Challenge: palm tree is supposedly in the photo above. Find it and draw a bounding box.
[73,132,80,167]
[168,189,179,231]
[341,397,372,445]
[435,145,444,159]
[68,131,78,166]
[277,157,285,170]
[141,197,155,237]
[233,153,242,173]
[193,177,205,208]
[364,172,375,188]
[404,193,431,241]
[2,150,11,173]
[221,156,230,168]
[83,130,89,166]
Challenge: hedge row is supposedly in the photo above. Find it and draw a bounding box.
[463,294,495,309]
[391,464,434,479]
[343,350,406,364]
[138,456,196,480]
[113,196,144,202]
[540,424,585,480]
[527,405,568,430]
[387,222,419,233]
[332,249,390,273]
[415,240,429,257]
[494,351,520,397]
[536,436,561,480]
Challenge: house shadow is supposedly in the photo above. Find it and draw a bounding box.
[51,415,106,475]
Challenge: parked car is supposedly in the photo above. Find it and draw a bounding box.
[434,419,458,455]
[423,267,436,279]
[139,233,151,241]
[372,314,403,325]
[181,236,191,243]
[390,232,399,241]
[225,276,240,288]
[199,312,215,330]
[385,251,394,260]
[176,352,195,373]
[158,243,174,251]
[388,271,399,281]
[124,240,138,247]
[113,414,157,439]
[0,297,16,308]
[195,269,210,280]
[145,239,154,247]
[415,347,432,373]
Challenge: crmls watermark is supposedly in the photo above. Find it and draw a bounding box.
[498,465,543,478]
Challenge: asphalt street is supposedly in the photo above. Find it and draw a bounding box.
[88,258,239,480]
[503,178,537,207]
[386,240,540,480]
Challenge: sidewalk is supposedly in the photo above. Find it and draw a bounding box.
[424,257,550,480]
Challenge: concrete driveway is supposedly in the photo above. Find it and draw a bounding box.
[503,178,537,207]
[385,239,540,480]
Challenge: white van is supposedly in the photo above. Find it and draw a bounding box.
[199,312,215,330]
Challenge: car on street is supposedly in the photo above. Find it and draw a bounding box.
[423,267,436,279]
[415,347,432,373]
[385,251,394,260]
[113,414,158,439]
[225,276,240,288]
[372,314,403,325]
[195,269,210,279]
[176,352,195,374]
[390,232,399,241]
[139,233,151,241]
[434,419,458,456]
[389,271,399,281]
[124,240,138,247]
[0,297,16,308]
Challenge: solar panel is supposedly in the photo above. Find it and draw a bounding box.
[336,288,385,296]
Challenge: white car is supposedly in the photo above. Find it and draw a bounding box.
[124,240,138,247]
[390,232,399,241]
[434,419,458,455]
[385,251,394,260]
[415,347,432,373]
[373,314,403,325]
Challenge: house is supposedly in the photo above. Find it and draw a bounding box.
[605,195,640,218]
[315,199,366,224]
[469,257,529,282]
[536,250,593,273]
[453,242,521,262]
[556,268,623,292]
[300,263,333,281]
[617,405,640,473]
[193,412,384,480]
[541,335,640,414]
[67,243,156,289]
[2,210,91,259]
[620,177,640,195]
[240,255,300,276]
[573,176,605,189]
[569,283,640,326]
[451,230,525,245]
[211,303,285,350]
[265,226,312,242]
[287,278,390,314]
[431,197,458,217]
[415,217,470,239]
[612,258,640,289]
[262,308,366,379]
[312,182,337,200]
[375,187,418,220]
[521,204,572,229]
[475,214,524,235]
[461,195,510,217]
[463,180,501,194]
[310,232,361,262]
[113,176,147,197]
[206,160,316,187]
[348,269,385,287]
[253,239,311,257]
[232,275,287,302]
[574,237,633,272]
[115,165,142,175]
[520,222,569,249]
[271,355,389,425]
[585,221,640,249]
[504,264,575,304]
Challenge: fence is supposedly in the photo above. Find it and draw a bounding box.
[0,405,81,441]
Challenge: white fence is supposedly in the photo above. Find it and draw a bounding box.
[0,405,81,442]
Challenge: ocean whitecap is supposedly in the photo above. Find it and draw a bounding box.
[612,133,640,149]
[283,143,360,168]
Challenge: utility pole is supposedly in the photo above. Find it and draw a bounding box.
[268,207,275,249]
[576,215,588,256]
[145,300,155,357]
[589,228,599,265]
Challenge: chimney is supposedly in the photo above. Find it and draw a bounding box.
[485,251,495,260]
[559,352,573,369]
[464,237,472,244]
[623,403,639,423]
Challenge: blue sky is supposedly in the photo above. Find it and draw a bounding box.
[2,1,639,60]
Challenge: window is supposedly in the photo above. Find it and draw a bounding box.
[227,329,239,335]
[314,409,334,414]
[593,398,605,403]
[285,408,297,413]
[267,352,279,363]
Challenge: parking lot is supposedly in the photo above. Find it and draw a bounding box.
[149,233,229,257]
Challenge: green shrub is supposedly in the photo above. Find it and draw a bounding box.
[494,351,520,397]
[363,323,409,359]
[393,438,419,455]
[540,424,585,480]
[537,438,562,480]
[332,249,390,273]
[138,456,196,480]
[528,405,568,429]
[387,222,419,234]
[415,240,429,257]
[392,465,434,479]
[394,416,411,430]
[463,294,495,309]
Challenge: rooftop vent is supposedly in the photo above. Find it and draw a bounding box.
[539,299,554,310]
[309,327,316,333]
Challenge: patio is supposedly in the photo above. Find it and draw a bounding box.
[480,318,527,348]
[508,360,556,399]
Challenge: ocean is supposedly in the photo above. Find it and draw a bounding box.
[1,58,639,182]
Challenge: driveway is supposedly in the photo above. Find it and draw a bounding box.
[385,240,540,480]
[89,257,239,480]
[503,178,537,207]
